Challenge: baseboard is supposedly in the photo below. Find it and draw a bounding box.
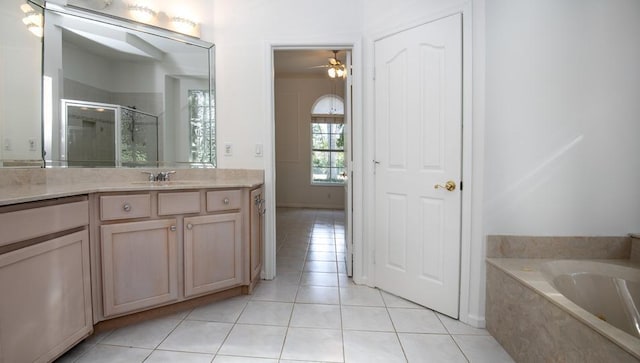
[463,313,486,328]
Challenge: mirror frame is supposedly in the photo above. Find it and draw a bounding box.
[43,2,216,168]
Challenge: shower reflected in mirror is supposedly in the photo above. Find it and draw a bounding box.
[61,100,158,167]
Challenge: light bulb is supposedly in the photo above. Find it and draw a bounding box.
[171,16,197,34]
[327,67,337,78]
[129,4,157,23]
[336,67,345,78]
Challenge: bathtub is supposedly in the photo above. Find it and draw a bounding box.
[486,258,640,362]
[541,260,640,339]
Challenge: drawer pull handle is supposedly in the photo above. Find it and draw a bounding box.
[187,223,193,230]
[123,203,132,212]
[170,225,177,232]
[223,197,230,205]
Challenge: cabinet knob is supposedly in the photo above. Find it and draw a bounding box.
[170,225,176,232]
[123,203,132,212]
[223,197,230,205]
[187,223,193,230]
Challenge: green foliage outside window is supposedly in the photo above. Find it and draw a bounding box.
[311,122,345,184]
[188,90,215,165]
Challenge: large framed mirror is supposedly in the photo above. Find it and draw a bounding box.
[43,3,215,167]
[0,0,44,167]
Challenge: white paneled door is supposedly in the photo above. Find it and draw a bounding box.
[374,13,462,318]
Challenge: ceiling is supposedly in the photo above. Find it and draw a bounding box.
[274,49,347,77]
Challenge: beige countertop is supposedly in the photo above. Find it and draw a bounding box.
[0,168,264,206]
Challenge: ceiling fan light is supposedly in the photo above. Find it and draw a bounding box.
[327,67,337,78]
[336,67,345,78]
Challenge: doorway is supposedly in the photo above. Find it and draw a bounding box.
[272,48,354,277]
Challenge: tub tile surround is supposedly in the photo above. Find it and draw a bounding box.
[0,168,264,205]
[486,234,640,362]
[486,262,639,362]
[631,234,640,263]
[486,235,632,259]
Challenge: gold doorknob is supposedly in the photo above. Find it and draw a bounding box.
[434,180,456,191]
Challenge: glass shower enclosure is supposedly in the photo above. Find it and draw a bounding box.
[60,99,159,167]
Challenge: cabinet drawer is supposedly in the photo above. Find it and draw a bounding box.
[206,190,242,212]
[158,192,200,215]
[0,200,88,247]
[100,194,151,221]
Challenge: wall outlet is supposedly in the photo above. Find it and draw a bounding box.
[255,143,263,157]
[224,143,233,156]
[28,138,37,151]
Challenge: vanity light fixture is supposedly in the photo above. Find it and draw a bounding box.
[171,16,197,34]
[20,3,43,38]
[128,3,157,23]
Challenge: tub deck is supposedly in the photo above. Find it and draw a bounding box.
[487,258,640,361]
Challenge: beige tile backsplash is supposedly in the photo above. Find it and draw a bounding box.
[486,235,632,259]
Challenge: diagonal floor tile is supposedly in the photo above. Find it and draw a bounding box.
[388,307,447,333]
[157,320,232,353]
[100,317,181,349]
[453,335,515,363]
[281,327,343,362]
[217,324,287,359]
[237,301,293,326]
[290,303,342,329]
[343,330,406,363]
[399,333,467,362]
[341,306,394,331]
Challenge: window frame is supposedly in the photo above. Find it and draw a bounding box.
[310,115,345,186]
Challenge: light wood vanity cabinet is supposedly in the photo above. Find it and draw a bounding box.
[0,197,92,363]
[92,187,264,321]
[101,218,179,317]
[250,186,265,285]
[184,213,242,297]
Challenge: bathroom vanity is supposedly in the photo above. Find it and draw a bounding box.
[0,168,264,362]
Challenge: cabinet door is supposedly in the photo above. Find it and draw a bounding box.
[0,230,92,363]
[250,187,265,282]
[101,219,178,317]
[184,213,242,297]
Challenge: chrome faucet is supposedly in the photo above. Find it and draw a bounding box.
[156,171,176,182]
[141,171,176,182]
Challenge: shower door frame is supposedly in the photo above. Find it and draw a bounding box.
[61,99,159,167]
[60,99,122,167]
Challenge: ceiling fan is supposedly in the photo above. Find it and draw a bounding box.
[312,50,347,79]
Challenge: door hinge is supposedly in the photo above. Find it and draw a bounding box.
[460,181,463,191]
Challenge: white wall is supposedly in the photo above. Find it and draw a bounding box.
[484,0,640,236]
[210,0,364,169]
[275,76,346,209]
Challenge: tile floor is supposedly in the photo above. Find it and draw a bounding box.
[56,207,514,363]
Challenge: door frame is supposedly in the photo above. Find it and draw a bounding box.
[263,38,363,283]
[365,2,483,327]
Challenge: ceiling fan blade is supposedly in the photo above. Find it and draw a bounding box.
[308,65,329,69]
